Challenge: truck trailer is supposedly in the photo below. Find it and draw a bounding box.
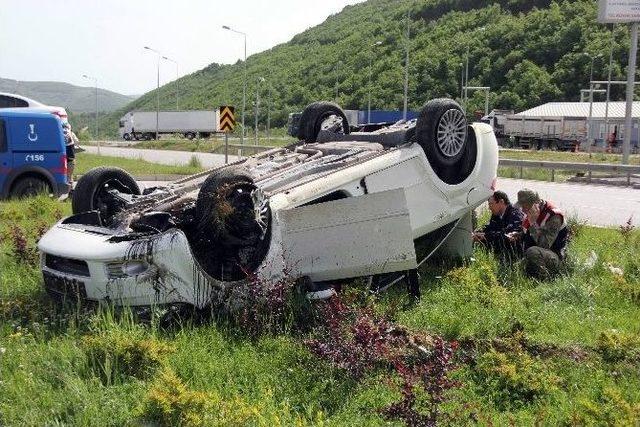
[118,110,219,140]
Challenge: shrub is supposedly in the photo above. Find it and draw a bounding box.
[82,329,174,384]
[218,265,303,338]
[381,337,460,427]
[595,330,640,363]
[139,366,315,426]
[188,155,202,169]
[443,254,508,307]
[474,347,558,408]
[572,387,640,426]
[7,226,38,267]
[304,297,407,379]
[306,296,461,425]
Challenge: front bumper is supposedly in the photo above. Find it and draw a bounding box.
[38,224,220,308]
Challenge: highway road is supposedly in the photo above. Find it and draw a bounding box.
[497,177,639,228]
[83,146,639,228]
[84,146,240,168]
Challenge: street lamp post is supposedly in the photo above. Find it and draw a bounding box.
[464,27,486,110]
[459,63,464,101]
[266,82,271,144]
[162,56,179,110]
[82,74,99,153]
[223,25,247,145]
[144,46,161,141]
[334,61,342,101]
[368,41,383,124]
[585,53,603,155]
[255,77,265,144]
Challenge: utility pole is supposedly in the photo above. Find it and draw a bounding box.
[403,9,410,120]
[604,25,615,140]
[368,41,383,124]
[623,23,638,164]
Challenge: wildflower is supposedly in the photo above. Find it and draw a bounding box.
[0,347,5,355]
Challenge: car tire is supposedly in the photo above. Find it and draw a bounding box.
[185,132,195,140]
[297,101,350,143]
[72,167,141,223]
[123,133,131,141]
[194,166,271,280]
[10,176,50,199]
[416,98,477,185]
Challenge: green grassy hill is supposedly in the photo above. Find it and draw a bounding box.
[0,78,136,114]
[99,0,629,137]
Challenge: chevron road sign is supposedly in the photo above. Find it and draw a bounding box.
[219,106,236,132]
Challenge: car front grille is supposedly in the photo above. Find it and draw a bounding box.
[43,271,87,300]
[45,254,90,277]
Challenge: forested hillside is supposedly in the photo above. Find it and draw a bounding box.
[98,0,630,136]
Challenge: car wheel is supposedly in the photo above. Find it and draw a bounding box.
[416,98,477,185]
[123,133,131,141]
[193,166,271,281]
[185,132,195,140]
[297,101,350,143]
[10,177,50,199]
[72,167,141,224]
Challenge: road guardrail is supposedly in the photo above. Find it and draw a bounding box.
[500,158,640,184]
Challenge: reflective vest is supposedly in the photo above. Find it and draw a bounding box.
[523,201,569,259]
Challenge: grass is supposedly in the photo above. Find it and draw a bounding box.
[1,196,640,425]
[74,152,205,177]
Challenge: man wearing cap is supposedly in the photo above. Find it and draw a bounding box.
[516,188,569,279]
[472,190,524,259]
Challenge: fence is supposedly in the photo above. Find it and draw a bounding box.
[499,159,640,185]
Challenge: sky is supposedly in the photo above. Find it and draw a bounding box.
[0,0,365,96]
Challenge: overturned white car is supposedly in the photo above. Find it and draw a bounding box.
[38,98,498,307]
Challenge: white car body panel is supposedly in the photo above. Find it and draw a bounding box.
[280,189,417,282]
[38,122,499,308]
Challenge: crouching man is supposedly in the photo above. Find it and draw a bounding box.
[472,190,525,260]
[517,189,569,279]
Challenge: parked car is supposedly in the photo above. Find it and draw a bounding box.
[38,98,498,308]
[0,109,70,199]
[0,92,69,122]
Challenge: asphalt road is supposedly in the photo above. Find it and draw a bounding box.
[83,145,639,228]
[497,177,639,228]
[84,146,240,168]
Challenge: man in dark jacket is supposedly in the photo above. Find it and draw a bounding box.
[473,190,525,259]
[517,188,569,279]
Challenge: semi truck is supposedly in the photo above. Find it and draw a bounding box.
[503,115,585,151]
[118,110,219,140]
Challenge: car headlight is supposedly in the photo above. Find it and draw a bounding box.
[107,260,151,278]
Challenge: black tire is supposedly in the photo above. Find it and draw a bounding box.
[296,101,350,143]
[185,132,195,140]
[193,167,271,281]
[415,98,477,185]
[72,167,141,223]
[123,133,131,141]
[10,176,50,199]
[416,98,468,167]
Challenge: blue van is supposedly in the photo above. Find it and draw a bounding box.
[0,109,69,199]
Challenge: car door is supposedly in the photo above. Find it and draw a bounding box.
[0,117,11,194]
[280,189,417,282]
